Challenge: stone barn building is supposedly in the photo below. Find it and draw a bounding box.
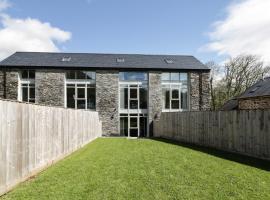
[0,52,210,137]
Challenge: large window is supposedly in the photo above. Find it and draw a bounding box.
[66,71,96,110]
[19,70,35,103]
[162,72,188,111]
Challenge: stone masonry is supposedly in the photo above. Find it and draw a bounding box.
[148,71,162,136]
[5,70,18,100]
[190,72,210,111]
[0,70,4,98]
[239,96,270,110]
[96,70,119,136]
[35,70,65,106]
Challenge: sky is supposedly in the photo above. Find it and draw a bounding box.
[0,0,269,64]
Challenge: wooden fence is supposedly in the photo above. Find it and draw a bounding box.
[154,110,270,160]
[0,100,102,195]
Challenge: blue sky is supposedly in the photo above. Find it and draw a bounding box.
[1,0,269,64]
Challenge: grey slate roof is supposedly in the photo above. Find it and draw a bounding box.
[238,77,270,99]
[0,52,209,71]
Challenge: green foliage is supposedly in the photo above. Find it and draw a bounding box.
[2,138,270,200]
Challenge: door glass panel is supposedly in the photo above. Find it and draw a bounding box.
[130,117,138,128]
[130,100,138,109]
[140,117,147,137]
[77,88,85,98]
[130,88,137,99]
[171,100,180,109]
[120,117,128,136]
[87,88,96,109]
[67,88,75,108]
[130,129,138,137]
[77,100,86,109]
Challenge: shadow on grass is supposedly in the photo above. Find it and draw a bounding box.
[151,137,270,171]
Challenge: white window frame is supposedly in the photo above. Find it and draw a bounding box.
[18,70,35,103]
[65,72,96,110]
[161,73,189,112]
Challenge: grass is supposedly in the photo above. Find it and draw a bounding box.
[1,138,270,200]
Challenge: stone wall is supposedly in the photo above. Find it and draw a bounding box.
[148,71,162,136]
[0,70,4,98]
[200,72,211,110]
[96,70,119,136]
[35,70,65,106]
[239,96,270,110]
[5,70,18,100]
[189,71,210,111]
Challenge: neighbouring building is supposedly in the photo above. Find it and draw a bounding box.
[0,52,210,137]
[221,77,270,110]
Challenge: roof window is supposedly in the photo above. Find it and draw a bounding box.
[116,58,125,63]
[164,59,174,64]
[62,57,71,62]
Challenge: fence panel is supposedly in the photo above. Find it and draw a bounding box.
[0,100,102,195]
[154,109,270,160]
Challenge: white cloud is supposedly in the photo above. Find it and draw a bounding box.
[204,0,270,63]
[0,0,71,60]
[0,0,10,11]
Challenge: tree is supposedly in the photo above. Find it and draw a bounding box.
[207,54,270,110]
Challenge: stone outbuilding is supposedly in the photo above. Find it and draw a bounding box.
[221,77,270,110]
[0,52,211,137]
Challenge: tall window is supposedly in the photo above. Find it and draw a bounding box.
[162,72,188,111]
[65,71,96,110]
[19,70,35,103]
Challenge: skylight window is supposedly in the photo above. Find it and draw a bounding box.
[116,58,125,63]
[164,59,174,64]
[62,57,71,62]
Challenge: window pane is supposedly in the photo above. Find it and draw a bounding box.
[77,71,86,79]
[85,71,95,80]
[119,72,147,81]
[171,73,180,81]
[180,73,188,82]
[77,100,86,109]
[67,88,75,108]
[172,89,179,99]
[29,70,35,79]
[120,117,128,136]
[120,88,128,109]
[139,87,147,109]
[130,100,138,109]
[130,88,137,99]
[87,88,96,109]
[66,71,76,79]
[162,88,170,109]
[29,87,35,99]
[181,89,188,109]
[171,100,179,109]
[22,87,28,102]
[161,73,170,81]
[77,88,85,98]
[21,70,28,79]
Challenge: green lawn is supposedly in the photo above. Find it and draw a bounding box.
[1,138,270,200]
